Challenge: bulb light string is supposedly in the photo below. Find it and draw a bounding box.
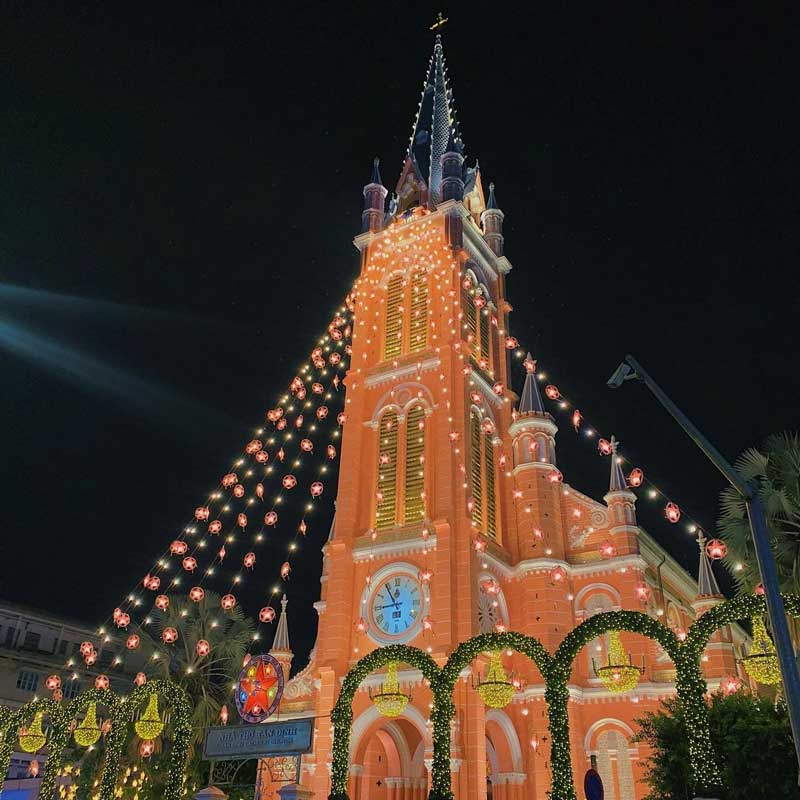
[57,300,354,685]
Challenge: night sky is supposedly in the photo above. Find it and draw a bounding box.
[2,3,798,668]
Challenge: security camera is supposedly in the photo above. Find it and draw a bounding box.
[607,362,634,389]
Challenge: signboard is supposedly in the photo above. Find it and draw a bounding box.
[235,653,284,724]
[203,717,314,761]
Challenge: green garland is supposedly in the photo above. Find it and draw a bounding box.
[0,680,192,800]
[329,645,442,800]
[326,597,800,800]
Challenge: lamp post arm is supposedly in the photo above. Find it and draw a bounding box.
[624,355,751,498]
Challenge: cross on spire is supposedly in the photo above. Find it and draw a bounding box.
[608,436,628,492]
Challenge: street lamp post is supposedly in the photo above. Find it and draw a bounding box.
[608,354,800,769]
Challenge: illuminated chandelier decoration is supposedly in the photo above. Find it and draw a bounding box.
[73,702,102,747]
[370,662,411,718]
[18,711,47,753]
[134,694,165,740]
[472,651,515,709]
[740,616,780,685]
[594,631,644,693]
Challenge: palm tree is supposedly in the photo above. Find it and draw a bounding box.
[144,591,255,749]
[719,432,800,595]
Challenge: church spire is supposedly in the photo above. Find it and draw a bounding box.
[272,594,291,653]
[405,34,461,203]
[518,353,545,414]
[608,436,628,493]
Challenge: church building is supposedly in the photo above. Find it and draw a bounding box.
[262,36,746,800]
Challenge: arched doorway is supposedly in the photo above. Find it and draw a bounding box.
[349,706,429,800]
[585,721,638,800]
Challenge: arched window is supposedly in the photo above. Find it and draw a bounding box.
[376,410,399,530]
[461,270,493,372]
[462,274,479,354]
[409,268,428,353]
[383,274,404,361]
[596,728,636,800]
[479,304,491,366]
[470,410,499,541]
[404,406,426,523]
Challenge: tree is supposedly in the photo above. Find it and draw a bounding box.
[718,431,800,595]
[635,691,799,800]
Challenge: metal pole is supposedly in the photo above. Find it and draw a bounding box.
[615,354,800,765]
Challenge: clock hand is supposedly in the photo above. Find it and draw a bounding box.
[378,601,402,609]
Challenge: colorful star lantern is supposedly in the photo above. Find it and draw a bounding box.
[235,653,284,723]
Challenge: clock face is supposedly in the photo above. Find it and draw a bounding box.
[369,573,424,641]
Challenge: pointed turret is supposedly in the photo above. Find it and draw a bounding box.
[440,128,465,202]
[481,181,505,256]
[604,436,639,555]
[608,436,628,493]
[270,594,294,682]
[400,34,461,206]
[518,353,545,414]
[695,534,722,599]
[362,156,388,233]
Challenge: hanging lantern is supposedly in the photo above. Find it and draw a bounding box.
[571,409,582,431]
[282,474,298,489]
[28,759,39,777]
[705,539,728,560]
[473,651,515,709]
[721,675,742,695]
[280,562,291,580]
[316,405,329,420]
[419,569,432,584]
[311,382,324,395]
[256,482,265,499]
[182,556,198,572]
[46,674,61,692]
[233,484,245,498]
[300,438,314,452]
[470,391,483,404]
[243,552,256,569]
[170,540,188,555]
[246,439,263,454]
[267,408,284,423]
[162,627,178,644]
[355,617,368,633]
[195,506,210,521]
[481,418,495,434]
[598,439,613,456]
[599,540,616,559]
[740,616,781,685]
[219,705,229,725]
[547,468,564,483]
[155,595,169,611]
[423,617,434,631]
[310,481,324,498]
[114,612,131,629]
[296,387,307,399]
[550,566,567,584]
[237,512,248,529]
[545,384,560,400]
[327,445,337,459]
[277,447,285,461]
[264,511,278,526]
[126,634,141,650]
[95,675,110,690]
[329,352,341,365]
[196,639,211,657]
[218,545,226,561]
[139,740,155,758]
[504,336,518,349]
[189,586,205,603]
[290,376,304,393]
[18,712,47,753]
[664,502,681,523]
[594,631,644,693]
[134,672,147,687]
[74,702,102,747]
[80,641,94,657]
[492,381,504,395]
[628,467,644,487]
[299,519,308,535]
[222,473,238,488]
[337,412,347,426]
[135,694,164,740]
[369,662,411,718]
[256,450,269,464]
[221,594,237,611]
[101,719,112,735]
[294,414,304,429]
[259,606,276,623]
[85,651,97,666]
[208,520,223,534]
[634,582,651,602]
